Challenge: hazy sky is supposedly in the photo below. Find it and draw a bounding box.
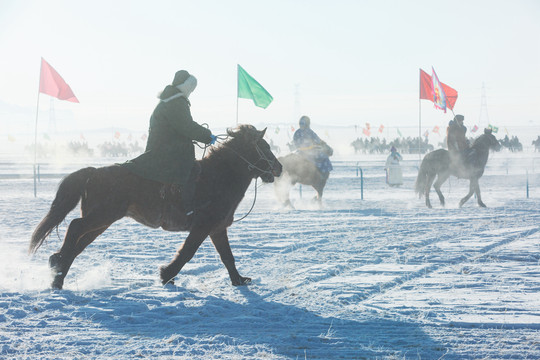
[1,0,539,135]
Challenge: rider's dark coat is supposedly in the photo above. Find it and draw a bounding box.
[447,120,469,154]
[122,86,212,186]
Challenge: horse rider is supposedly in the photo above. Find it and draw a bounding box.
[446,114,470,164]
[293,115,333,173]
[123,70,217,217]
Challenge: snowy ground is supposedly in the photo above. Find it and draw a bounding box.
[1,151,539,359]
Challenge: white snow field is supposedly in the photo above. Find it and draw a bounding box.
[1,151,539,359]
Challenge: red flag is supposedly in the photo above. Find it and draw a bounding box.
[419,69,457,110]
[378,124,384,133]
[471,125,478,133]
[432,125,440,134]
[363,128,371,136]
[39,58,79,103]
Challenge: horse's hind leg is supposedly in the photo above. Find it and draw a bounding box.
[49,210,121,289]
[49,226,109,289]
[424,174,436,208]
[433,173,450,207]
[160,227,209,285]
[210,229,250,286]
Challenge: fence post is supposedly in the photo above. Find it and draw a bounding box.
[356,162,364,200]
[526,169,529,199]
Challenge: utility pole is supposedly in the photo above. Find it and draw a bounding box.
[479,82,490,129]
[294,83,301,122]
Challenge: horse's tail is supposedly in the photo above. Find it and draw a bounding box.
[415,157,429,197]
[29,167,96,254]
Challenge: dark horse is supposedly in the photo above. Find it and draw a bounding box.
[415,128,501,208]
[29,125,282,289]
[274,143,333,208]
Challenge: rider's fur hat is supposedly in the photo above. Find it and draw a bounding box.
[173,70,190,86]
[454,114,464,122]
[172,70,197,99]
[299,116,311,129]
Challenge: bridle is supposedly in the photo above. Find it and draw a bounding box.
[210,135,277,178]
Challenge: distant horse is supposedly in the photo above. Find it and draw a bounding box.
[29,125,282,289]
[415,129,501,208]
[532,136,540,152]
[274,143,333,208]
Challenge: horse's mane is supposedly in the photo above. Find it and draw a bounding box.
[204,124,260,159]
[471,130,493,149]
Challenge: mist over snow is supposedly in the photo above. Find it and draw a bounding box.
[1,139,540,358]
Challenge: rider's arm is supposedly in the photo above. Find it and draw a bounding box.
[164,97,212,144]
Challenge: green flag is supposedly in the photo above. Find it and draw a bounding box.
[488,124,499,133]
[237,64,273,109]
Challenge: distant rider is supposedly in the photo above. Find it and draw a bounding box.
[293,115,333,173]
[446,114,470,163]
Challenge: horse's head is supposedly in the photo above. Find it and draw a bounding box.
[226,125,283,183]
[483,128,501,151]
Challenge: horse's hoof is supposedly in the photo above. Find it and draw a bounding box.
[163,279,175,286]
[159,265,176,285]
[51,278,64,290]
[232,276,251,286]
[479,203,486,208]
[48,253,62,271]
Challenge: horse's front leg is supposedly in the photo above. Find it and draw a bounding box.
[472,178,486,207]
[210,229,251,286]
[459,178,476,207]
[160,227,209,285]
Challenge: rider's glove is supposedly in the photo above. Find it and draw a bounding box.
[209,134,217,145]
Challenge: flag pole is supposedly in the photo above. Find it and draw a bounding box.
[418,69,422,162]
[236,64,239,125]
[236,93,239,126]
[33,59,43,197]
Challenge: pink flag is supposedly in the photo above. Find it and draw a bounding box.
[39,58,79,103]
[431,67,447,113]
